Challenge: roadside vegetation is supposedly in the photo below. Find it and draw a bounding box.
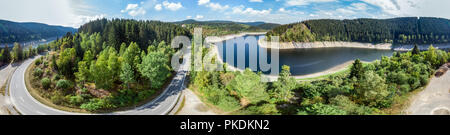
[27,19,190,112]
[190,44,450,115]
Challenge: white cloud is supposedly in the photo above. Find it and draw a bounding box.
[285,0,336,6]
[205,2,229,11]
[121,4,138,13]
[154,4,162,11]
[349,3,368,11]
[336,8,356,15]
[186,16,192,19]
[162,1,183,11]
[232,5,271,16]
[121,3,146,16]
[198,0,210,5]
[362,0,402,15]
[249,0,263,2]
[73,14,106,28]
[278,8,304,15]
[196,15,204,19]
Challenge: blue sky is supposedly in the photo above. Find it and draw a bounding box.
[0,0,449,28]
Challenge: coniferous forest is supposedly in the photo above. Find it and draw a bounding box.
[267,17,450,44]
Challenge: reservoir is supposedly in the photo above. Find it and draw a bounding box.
[216,35,395,76]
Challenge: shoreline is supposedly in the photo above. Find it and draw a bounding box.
[205,32,450,51]
[259,37,450,51]
[258,37,392,50]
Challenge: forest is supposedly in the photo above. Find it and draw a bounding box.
[0,19,76,44]
[266,17,450,45]
[190,44,450,115]
[27,19,191,112]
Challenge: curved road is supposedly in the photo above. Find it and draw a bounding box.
[10,48,190,115]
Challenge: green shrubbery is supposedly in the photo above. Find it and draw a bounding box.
[56,79,72,90]
[41,77,51,89]
[33,68,43,77]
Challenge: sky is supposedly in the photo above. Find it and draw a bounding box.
[0,0,449,28]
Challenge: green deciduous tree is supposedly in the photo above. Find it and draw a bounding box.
[11,43,23,62]
[57,48,77,77]
[227,69,269,105]
[90,49,114,90]
[356,71,391,107]
[138,50,170,89]
[120,62,135,89]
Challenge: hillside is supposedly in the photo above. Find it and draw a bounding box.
[174,19,279,36]
[267,17,450,44]
[0,19,77,44]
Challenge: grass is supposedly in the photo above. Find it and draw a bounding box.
[296,68,351,81]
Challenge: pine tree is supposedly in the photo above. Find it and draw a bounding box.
[350,59,364,79]
[412,44,420,55]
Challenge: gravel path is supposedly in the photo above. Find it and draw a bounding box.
[406,70,450,115]
[176,89,218,115]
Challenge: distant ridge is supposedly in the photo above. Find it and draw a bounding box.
[0,19,77,44]
[173,19,280,30]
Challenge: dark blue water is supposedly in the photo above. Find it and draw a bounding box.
[217,35,394,76]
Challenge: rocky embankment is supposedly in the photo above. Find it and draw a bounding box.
[259,37,450,51]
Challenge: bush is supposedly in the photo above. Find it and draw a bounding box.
[50,91,66,105]
[69,95,85,105]
[239,103,279,115]
[33,68,43,77]
[41,77,51,89]
[304,103,347,115]
[216,96,241,112]
[80,98,116,112]
[35,59,42,66]
[56,79,72,90]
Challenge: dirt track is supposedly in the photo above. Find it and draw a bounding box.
[407,68,450,115]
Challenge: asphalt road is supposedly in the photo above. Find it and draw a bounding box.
[10,48,190,115]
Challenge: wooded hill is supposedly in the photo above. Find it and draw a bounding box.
[267,17,450,44]
[0,19,77,44]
